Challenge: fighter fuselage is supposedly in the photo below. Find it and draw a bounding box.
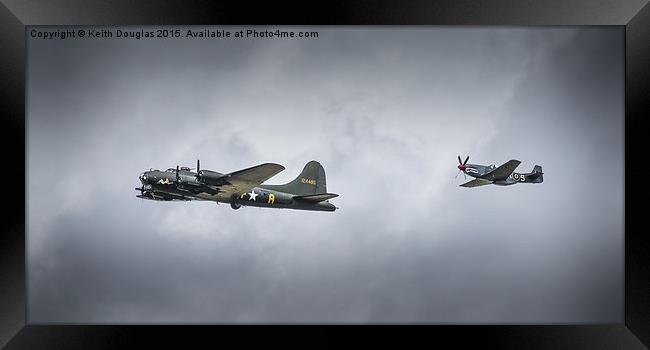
[459,163,535,186]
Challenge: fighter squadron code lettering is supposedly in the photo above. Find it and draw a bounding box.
[29,29,319,40]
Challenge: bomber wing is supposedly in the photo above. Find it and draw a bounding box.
[177,181,221,195]
[212,163,285,197]
[135,189,195,201]
[484,160,521,181]
[460,178,493,188]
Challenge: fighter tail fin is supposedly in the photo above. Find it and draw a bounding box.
[261,161,328,195]
[526,165,544,183]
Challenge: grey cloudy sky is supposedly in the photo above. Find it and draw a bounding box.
[27,26,623,323]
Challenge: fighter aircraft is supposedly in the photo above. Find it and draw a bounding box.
[456,155,543,187]
[135,160,338,211]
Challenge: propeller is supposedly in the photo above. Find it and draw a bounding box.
[195,159,202,182]
[456,155,469,180]
[175,165,181,187]
[137,173,146,199]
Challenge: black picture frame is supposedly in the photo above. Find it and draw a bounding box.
[2,1,648,348]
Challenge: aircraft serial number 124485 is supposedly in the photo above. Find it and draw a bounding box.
[135,160,338,212]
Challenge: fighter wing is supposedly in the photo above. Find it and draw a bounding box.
[484,160,521,181]
[214,163,285,197]
[460,178,493,188]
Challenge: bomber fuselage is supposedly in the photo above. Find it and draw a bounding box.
[137,168,336,211]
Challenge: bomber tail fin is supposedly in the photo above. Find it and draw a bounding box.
[260,161,329,195]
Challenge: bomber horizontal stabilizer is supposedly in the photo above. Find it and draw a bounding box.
[293,193,339,202]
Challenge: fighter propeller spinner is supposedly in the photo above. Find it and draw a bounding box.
[455,155,543,187]
[456,155,470,180]
[136,160,339,211]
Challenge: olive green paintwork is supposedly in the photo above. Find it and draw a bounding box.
[136,161,338,212]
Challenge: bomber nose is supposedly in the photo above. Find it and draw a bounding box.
[139,172,149,184]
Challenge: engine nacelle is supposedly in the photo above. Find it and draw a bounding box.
[198,170,225,185]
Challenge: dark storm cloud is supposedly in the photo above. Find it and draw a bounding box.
[28,27,623,323]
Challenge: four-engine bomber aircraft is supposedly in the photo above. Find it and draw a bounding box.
[136,160,338,211]
[456,156,544,188]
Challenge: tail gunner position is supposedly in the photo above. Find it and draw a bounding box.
[136,160,338,211]
[456,155,544,188]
